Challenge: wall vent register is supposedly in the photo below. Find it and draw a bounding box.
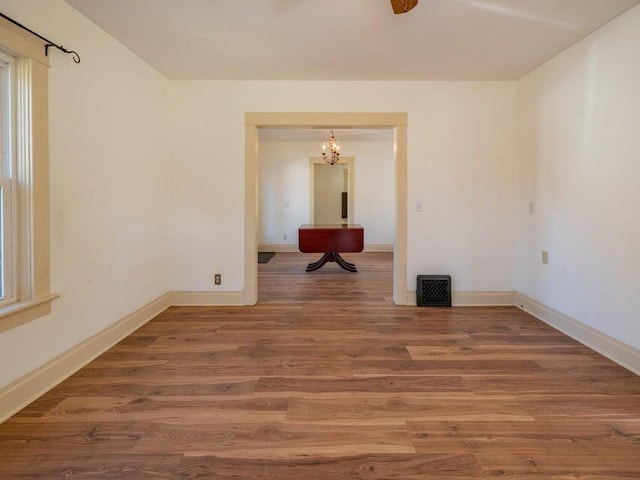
[416,275,452,307]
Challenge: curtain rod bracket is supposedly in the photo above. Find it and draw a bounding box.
[45,43,81,63]
[1,12,81,63]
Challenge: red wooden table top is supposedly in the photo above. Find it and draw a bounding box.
[298,224,364,253]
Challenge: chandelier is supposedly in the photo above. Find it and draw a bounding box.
[321,130,341,165]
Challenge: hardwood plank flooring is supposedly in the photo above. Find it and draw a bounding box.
[1,252,639,478]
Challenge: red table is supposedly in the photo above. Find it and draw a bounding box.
[298,224,364,272]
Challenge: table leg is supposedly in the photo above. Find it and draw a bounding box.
[305,253,358,272]
[306,253,331,272]
[334,253,358,272]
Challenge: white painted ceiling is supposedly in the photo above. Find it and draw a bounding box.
[65,0,639,81]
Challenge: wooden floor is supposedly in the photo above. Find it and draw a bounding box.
[1,252,639,478]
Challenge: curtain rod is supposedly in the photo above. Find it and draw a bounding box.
[0,12,80,63]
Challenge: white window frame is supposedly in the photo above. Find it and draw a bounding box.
[0,18,57,332]
[0,50,16,307]
[0,178,15,305]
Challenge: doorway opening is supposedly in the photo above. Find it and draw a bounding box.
[309,156,354,225]
[245,113,407,305]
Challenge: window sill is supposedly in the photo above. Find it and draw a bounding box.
[0,293,59,333]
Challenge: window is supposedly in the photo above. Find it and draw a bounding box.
[0,51,15,306]
[0,18,57,331]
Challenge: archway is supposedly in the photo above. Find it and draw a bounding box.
[244,112,407,305]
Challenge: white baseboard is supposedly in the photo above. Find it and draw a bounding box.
[171,290,245,306]
[363,244,393,252]
[453,291,516,306]
[0,292,172,423]
[259,244,393,253]
[258,244,298,253]
[515,292,640,376]
[407,290,516,306]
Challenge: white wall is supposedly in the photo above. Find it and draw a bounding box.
[258,142,310,246]
[516,5,640,350]
[349,141,395,246]
[170,81,517,293]
[257,140,394,248]
[0,0,171,388]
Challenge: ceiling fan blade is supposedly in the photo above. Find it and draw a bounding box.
[390,0,418,14]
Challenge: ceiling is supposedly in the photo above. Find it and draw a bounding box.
[65,0,640,81]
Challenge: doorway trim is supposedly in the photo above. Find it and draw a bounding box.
[244,112,408,305]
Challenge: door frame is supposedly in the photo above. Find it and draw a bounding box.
[244,112,408,305]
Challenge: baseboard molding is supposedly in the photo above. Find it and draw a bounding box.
[363,244,393,252]
[171,290,245,306]
[258,244,297,253]
[0,292,172,423]
[407,290,515,306]
[515,292,640,376]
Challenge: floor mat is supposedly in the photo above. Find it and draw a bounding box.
[258,251,276,264]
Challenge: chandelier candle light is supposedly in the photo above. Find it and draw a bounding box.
[322,130,341,165]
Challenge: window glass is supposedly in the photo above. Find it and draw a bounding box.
[0,51,14,305]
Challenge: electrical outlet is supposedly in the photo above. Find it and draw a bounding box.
[541,251,549,265]
[415,200,424,212]
[214,273,221,285]
[283,234,288,240]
